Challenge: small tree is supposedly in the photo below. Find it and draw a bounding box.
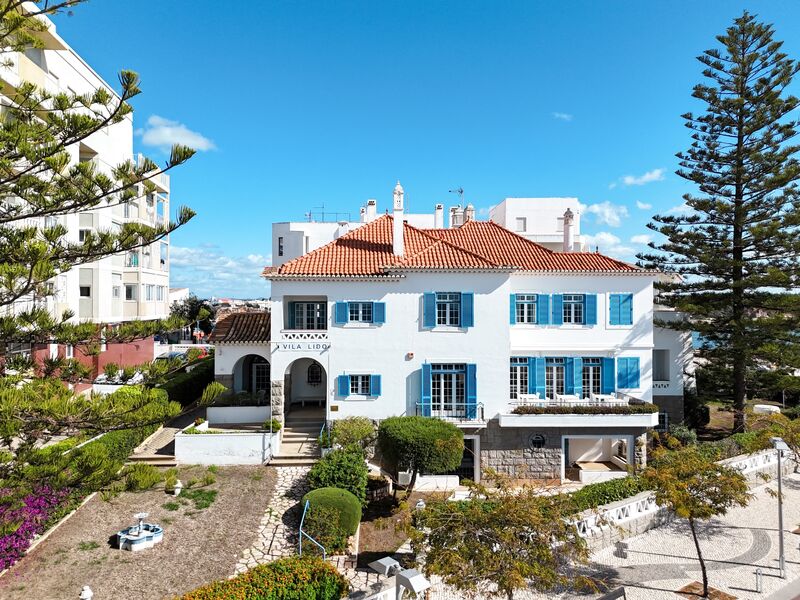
[331,416,376,454]
[307,448,369,505]
[412,475,594,600]
[376,416,463,493]
[642,446,751,598]
[752,413,800,473]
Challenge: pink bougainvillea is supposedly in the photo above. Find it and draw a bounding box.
[0,486,70,570]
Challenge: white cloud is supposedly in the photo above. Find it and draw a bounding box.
[169,246,270,298]
[630,234,652,245]
[580,201,629,227]
[636,200,652,210]
[137,115,216,152]
[583,232,636,259]
[552,112,573,122]
[620,168,665,187]
[608,182,618,190]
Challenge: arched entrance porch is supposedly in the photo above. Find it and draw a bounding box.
[283,357,327,420]
[232,354,270,396]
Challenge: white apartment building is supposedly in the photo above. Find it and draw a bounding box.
[213,184,692,483]
[1,11,172,371]
[489,197,587,251]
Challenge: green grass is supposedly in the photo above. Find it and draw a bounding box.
[77,541,99,551]
[182,488,218,510]
[162,501,180,511]
[206,465,219,474]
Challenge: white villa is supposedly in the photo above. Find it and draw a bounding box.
[211,184,693,484]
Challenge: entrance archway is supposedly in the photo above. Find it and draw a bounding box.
[283,358,327,418]
[233,354,270,395]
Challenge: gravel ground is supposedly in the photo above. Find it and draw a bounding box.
[0,465,277,600]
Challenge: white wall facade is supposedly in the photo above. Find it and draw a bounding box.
[490,197,587,251]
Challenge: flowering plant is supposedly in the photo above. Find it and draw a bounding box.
[0,486,70,570]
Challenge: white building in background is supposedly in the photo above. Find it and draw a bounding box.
[1,10,174,376]
[213,183,693,483]
[489,197,587,252]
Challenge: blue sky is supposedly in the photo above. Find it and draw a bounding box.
[52,1,800,298]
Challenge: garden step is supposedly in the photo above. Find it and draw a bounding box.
[269,455,318,466]
[126,455,177,467]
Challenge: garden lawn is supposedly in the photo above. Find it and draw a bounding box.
[0,465,276,600]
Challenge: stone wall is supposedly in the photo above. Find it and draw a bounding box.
[215,373,233,389]
[480,421,562,479]
[270,381,284,424]
[653,394,684,424]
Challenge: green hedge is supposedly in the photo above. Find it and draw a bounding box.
[511,403,660,415]
[302,487,361,536]
[179,556,348,600]
[568,476,650,512]
[159,359,214,406]
[308,449,369,505]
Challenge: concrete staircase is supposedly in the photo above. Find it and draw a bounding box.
[270,412,323,467]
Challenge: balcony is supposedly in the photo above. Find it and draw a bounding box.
[280,330,328,341]
[415,402,486,428]
[498,394,659,429]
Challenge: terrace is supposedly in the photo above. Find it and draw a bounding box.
[499,394,660,428]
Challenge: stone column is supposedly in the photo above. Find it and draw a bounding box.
[634,434,647,470]
[270,381,284,424]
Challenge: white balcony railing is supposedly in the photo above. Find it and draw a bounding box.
[280,330,328,341]
[510,393,631,410]
[416,402,485,422]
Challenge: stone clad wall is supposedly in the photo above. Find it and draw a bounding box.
[480,421,561,479]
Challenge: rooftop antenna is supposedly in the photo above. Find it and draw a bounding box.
[308,204,325,222]
[448,187,464,204]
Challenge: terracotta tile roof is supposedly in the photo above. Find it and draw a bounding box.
[208,311,271,343]
[264,214,645,278]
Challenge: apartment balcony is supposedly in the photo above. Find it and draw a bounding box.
[415,402,487,428]
[498,394,659,429]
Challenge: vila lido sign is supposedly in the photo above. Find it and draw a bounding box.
[275,342,331,352]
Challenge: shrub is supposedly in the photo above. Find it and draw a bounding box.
[511,403,660,415]
[164,468,179,492]
[331,417,375,451]
[159,359,214,406]
[103,362,120,380]
[303,505,349,553]
[668,424,698,446]
[783,406,800,420]
[377,416,464,492]
[308,449,368,505]
[194,417,205,426]
[179,555,348,599]
[122,464,163,491]
[302,487,361,536]
[700,430,766,460]
[568,476,649,512]
[264,418,282,432]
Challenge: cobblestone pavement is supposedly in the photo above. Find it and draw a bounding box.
[427,472,800,599]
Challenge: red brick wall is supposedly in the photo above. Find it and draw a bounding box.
[32,337,155,381]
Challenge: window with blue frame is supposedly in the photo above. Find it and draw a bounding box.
[515,294,537,324]
[436,293,461,326]
[509,357,528,399]
[348,302,373,323]
[562,294,585,324]
[609,294,633,325]
[420,362,477,418]
[545,358,566,399]
[292,302,326,330]
[337,374,381,397]
[582,357,602,398]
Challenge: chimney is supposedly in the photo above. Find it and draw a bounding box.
[562,208,574,252]
[450,205,463,228]
[434,204,444,228]
[359,207,366,223]
[392,181,404,256]
[366,199,377,222]
[335,221,350,238]
[464,203,475,222]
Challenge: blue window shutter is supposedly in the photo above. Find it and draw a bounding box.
[372,302,386,324]
[585,295,597,326]
[536,295,550,325]
[421,363,432,416]
[509,294,517,325]
[628,358,640,388]
[535,357,546,397]
[334,302,349,325]
[573,357,583,398]
[461,292,474,327]
[527,357,537,395]
[617,358,630,388]
[551,294,564,325]
[466,363,477,419]
[609,294,621,325]
[602,358,615,393]
[565,358,574,394]
[423,293,436,328]
[621,294,633,325]
[337,375,350,397]
[288,302,296,329]
[370,374,381,396]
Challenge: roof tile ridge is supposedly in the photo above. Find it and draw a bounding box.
[480,219,556,255]
[397,222,503,267]
[550,250,643,271]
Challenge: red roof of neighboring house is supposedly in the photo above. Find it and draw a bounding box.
[264,215,645,278]
[208,312,271,343]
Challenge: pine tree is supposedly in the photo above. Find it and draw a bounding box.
[0,1,195,360]
[641,12,800,431]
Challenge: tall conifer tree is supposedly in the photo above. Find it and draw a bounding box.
[641,12,800,431]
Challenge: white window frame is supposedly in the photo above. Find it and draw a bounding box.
[125,284,137,301]
[563,294,584,324]
[349,374,371,396]
[653,349,670,382]
[515,217,527,232]
[348,302,373,323]
[515,294,537,324]
[435,292,461,327]
[582,358,602,399]
[510,357,528,400]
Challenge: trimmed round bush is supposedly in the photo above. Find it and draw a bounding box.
[302,487,361,536]
[180,555,347,599]
[307,448,368,504]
